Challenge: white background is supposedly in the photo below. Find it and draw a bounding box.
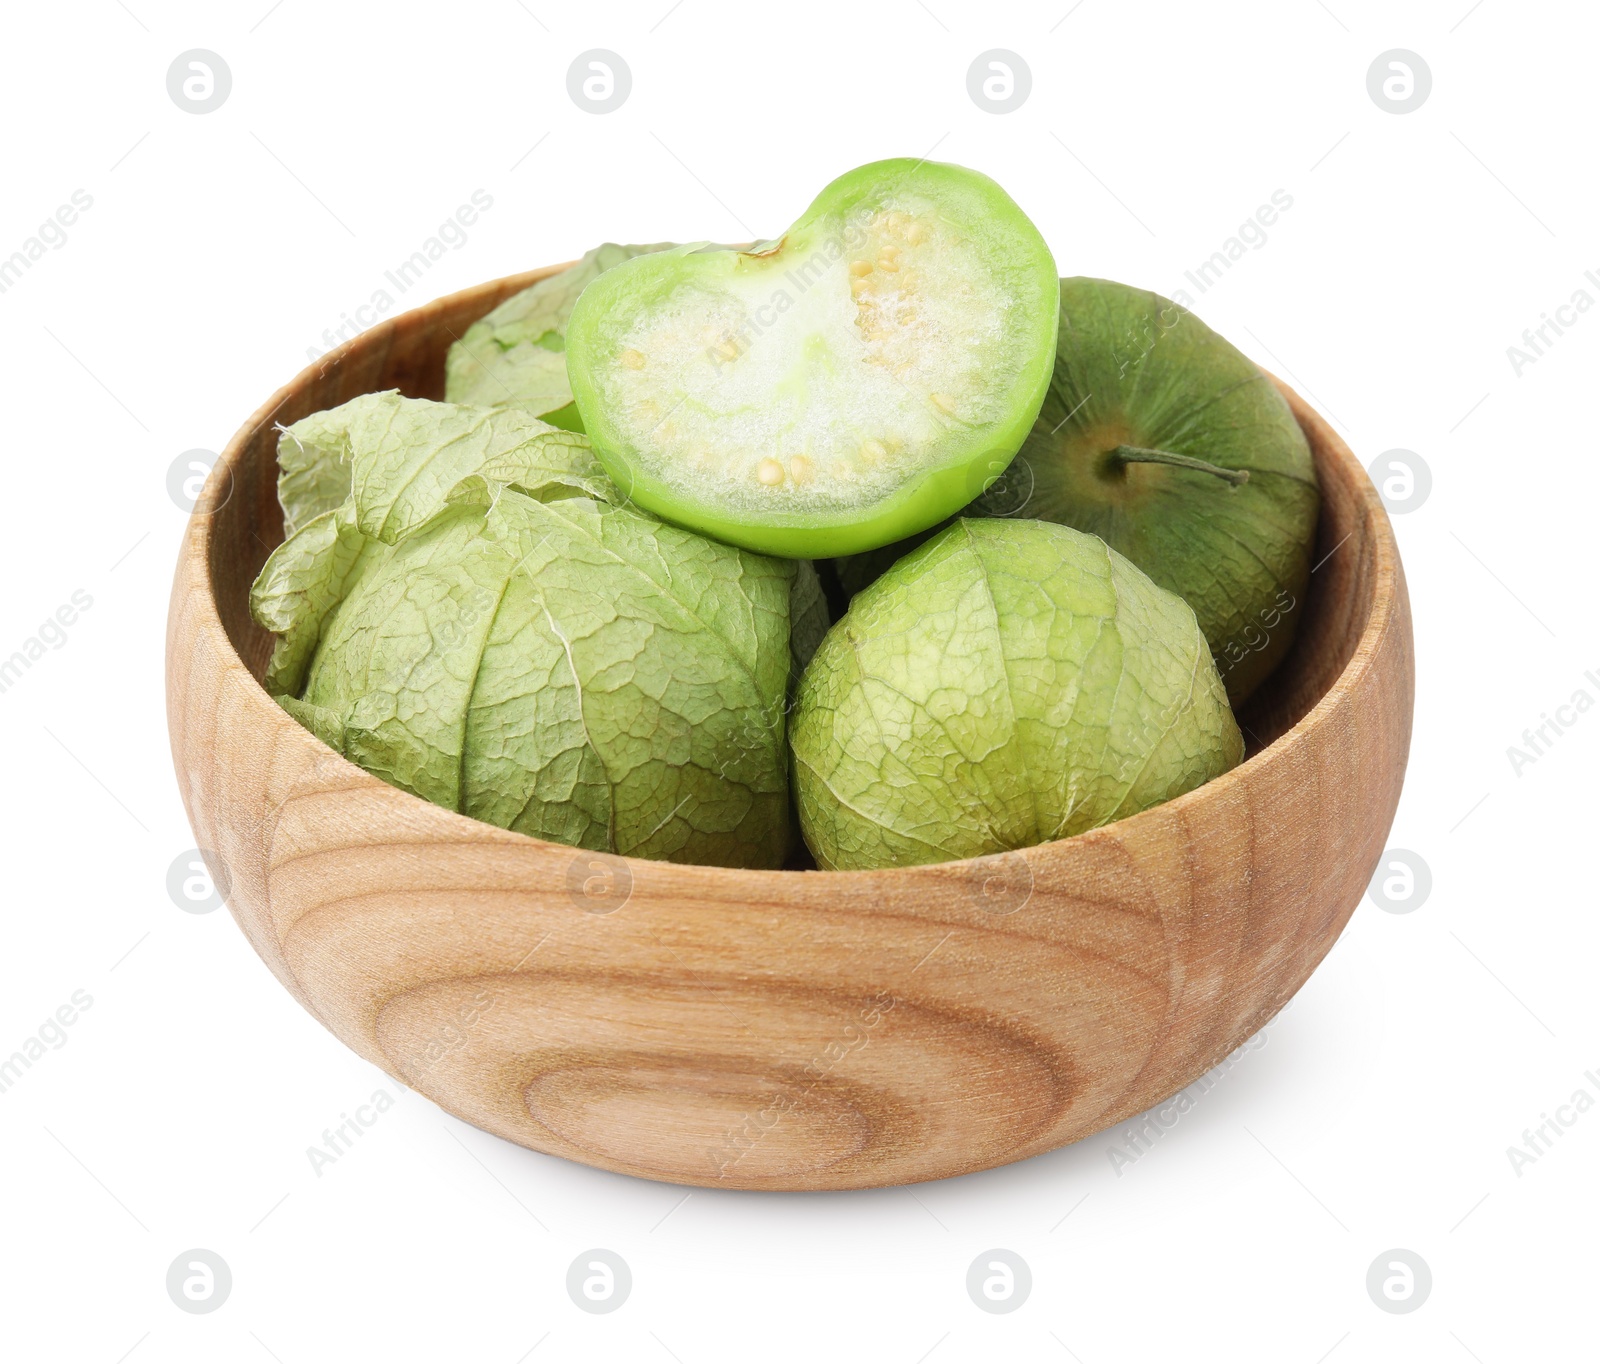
[0,1,1594,1360]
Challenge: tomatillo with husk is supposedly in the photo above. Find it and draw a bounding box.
[791,518,1243,871]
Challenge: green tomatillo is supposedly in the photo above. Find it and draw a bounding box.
[971,277,1320,703]
[251,392,825,869]
[565,159,1060,558]
[790,518,1243,871]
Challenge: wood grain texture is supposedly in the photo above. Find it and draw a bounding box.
[166,265,1414,1190]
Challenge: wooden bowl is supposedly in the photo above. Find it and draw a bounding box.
[166,265,1414,1191]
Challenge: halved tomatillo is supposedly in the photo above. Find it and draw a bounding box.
[565,159,1059,558]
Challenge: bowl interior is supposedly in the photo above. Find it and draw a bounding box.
[204,270,1371,795]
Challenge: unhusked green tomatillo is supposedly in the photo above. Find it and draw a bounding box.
[790,519,1243,871]
[444,243,675,431]
[565,159,1060,558]
[251,392,824,869]
[971,277,1320,703]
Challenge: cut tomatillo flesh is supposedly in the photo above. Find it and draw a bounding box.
[972,277,1321,704]
[564,159,1059,558]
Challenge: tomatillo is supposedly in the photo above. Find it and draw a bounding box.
[791,518,1243,871]
[973,277,1320,703]
[565,159,1059,558]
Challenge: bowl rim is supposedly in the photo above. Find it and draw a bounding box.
[181,263,1402,883]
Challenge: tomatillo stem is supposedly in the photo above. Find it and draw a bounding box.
[1109,445,1250,487]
